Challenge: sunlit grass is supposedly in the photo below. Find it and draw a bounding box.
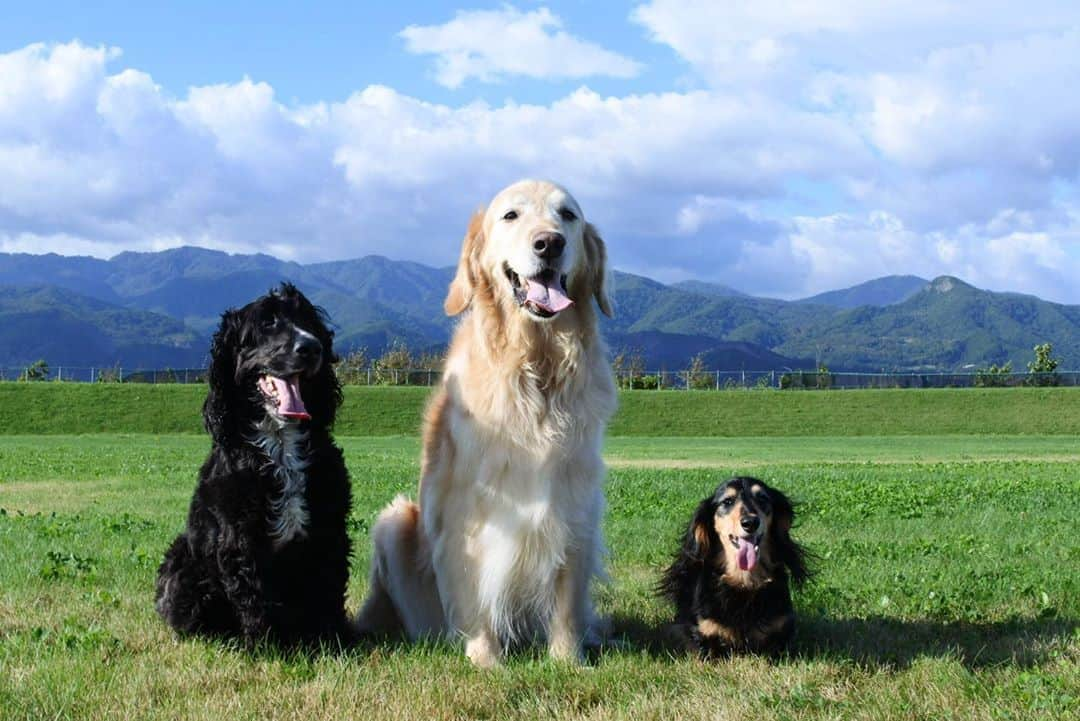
[1,434,1077,719]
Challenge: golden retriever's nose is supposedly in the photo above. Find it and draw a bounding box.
[532,231,565,261]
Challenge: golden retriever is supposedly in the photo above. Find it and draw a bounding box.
[356,179,616,667]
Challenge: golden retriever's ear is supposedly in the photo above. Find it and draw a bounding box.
[584,222,614,317]
[444,210,485,316]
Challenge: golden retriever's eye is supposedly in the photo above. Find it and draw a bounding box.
[502,210,518,221]
[559,208,577,222]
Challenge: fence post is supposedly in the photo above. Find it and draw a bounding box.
[715,370,720,390]
[119,367,123,383]
[58,366,62,382]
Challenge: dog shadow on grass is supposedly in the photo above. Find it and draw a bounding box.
[603,613,1077,669]
[793,614,1077,669]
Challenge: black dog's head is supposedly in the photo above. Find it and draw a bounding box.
[680,476,809,589]
[203,283,342,443]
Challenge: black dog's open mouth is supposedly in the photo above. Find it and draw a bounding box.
[504,263,574,318]
[257,374,311,421]
[729,534,761,571]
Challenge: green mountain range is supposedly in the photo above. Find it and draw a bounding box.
[0,247,1076,372]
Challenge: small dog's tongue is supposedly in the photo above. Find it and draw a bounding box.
[525,276,574,313]
[264,375,310,421]
[737,541,758,571]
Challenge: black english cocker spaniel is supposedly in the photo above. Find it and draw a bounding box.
[659,476,810,657]
[155,283,355,647]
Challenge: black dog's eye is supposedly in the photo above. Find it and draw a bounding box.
[502,210,518,221]
[720,497,736,508]
[260,317,278,332]
[559,208,577,222]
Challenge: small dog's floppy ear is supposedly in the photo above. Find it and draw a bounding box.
[583,222,614,318]
[203,309,242,444]
[684,496,718,562]
[769,486,810,586]
[444,210,485,316]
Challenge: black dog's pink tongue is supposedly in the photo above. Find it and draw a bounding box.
[525,276,574,313]
[737,541,758,571]
[261,375,311,421]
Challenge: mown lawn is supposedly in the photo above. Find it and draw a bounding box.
[1,434,1077,720]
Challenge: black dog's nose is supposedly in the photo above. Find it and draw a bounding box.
[532,231,565,260]
[294,334,322,359]
[740,515,760,533]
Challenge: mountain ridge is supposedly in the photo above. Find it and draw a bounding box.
[1,248,1076,372]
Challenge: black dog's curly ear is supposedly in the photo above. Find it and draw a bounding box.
[769,487,810,586]
[203,309,242,444]
[684,496,718,563]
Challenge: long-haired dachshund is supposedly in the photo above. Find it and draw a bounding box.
[659,476,809,656]
[155,283,354,647]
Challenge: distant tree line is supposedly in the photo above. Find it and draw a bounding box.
[5,342,1068,389]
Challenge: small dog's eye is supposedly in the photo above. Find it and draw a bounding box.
[559,208,577,222]
[721,497,735,508]
[261,318,277,331]
[502,210,518,221]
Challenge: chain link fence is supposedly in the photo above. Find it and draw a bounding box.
[2,365,1078,389]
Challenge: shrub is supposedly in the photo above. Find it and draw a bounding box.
[974,361,1013,388]
[685,354,715,390]
[336,348,371,385]
[20,359,49,382]
[1026,343,1060,387]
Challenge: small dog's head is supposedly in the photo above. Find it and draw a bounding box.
[203,283,342,442]
[684,476,809,588]
[444,179,613,322]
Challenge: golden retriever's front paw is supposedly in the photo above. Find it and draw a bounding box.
[465,635,502,669]
[548,636,584,665]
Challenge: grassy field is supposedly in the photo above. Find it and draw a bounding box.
[3,383,1080,436]
[1,424,1077,720]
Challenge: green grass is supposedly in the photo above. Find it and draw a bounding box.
[1,434,1077,720]
[4,383,1080,436]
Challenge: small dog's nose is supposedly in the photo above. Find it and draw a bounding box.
[740,515,760,533]
[532,232,565,260]
[294,334,322,359]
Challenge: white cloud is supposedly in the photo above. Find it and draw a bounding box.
[400,6,642,88]
[3,31,1080,303]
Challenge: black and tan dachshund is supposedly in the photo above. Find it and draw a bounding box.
[155,283,355,648]
[659,476,809,656]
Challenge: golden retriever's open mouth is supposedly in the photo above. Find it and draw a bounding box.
[503,263,574,318]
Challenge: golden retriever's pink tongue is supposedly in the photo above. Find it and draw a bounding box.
[525,277,574,313]
[737,542,758,571]
[265,375,310,420]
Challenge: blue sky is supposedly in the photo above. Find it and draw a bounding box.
[2,2,1080,301]
[0,2,682,105]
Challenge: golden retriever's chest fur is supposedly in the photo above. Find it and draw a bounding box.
[419,312,615,638]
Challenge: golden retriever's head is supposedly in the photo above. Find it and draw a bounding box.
[444,179,613,322]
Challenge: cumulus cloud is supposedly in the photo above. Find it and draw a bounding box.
[400,6,642,88]
[3,23,1080,304]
